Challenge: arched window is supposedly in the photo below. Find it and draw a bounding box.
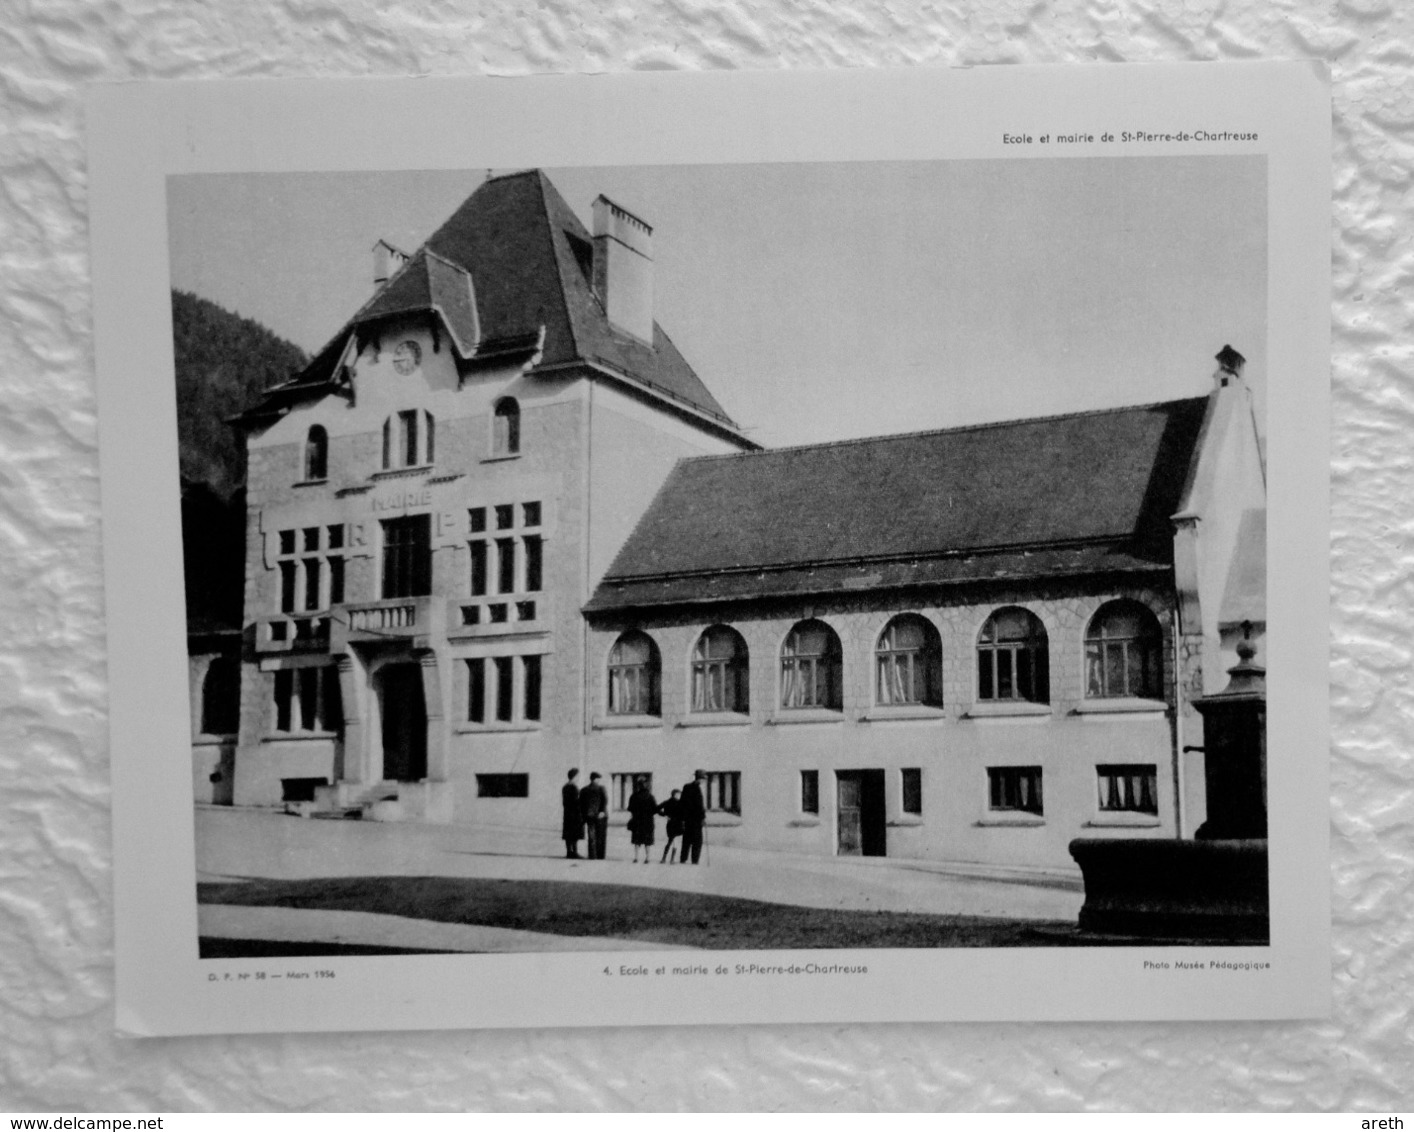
[876,614,942,707]
[780,619,842,710]
[493,397,520,457]
[692,626,749,713]
[1085,600,1163,699]
[608,631,660,715]
[381,410,435,470]
[977,607,1049,703]
[200,656,240,735]
[304,425,328,481]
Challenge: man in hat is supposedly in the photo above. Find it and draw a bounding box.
[580,771,610,860]
[679,769,708,865]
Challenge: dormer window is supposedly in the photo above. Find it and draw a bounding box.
[303,425,328,481]
[492,397,520,457]
[382,410,435,470]
[392,339,422,375]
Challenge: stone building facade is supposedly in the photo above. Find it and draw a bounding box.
[191,169,1266,875]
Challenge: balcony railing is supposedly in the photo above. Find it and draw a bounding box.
[348,603,417,633]
[332,596,441,650]
[256,615,331,654]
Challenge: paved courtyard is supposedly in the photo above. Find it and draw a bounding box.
[196,807,1086,955]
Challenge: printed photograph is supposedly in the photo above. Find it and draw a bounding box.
[171,157,1269,958]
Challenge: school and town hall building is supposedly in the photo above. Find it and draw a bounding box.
[187,169,1266,873]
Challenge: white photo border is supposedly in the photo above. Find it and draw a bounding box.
[89,64,1331,1035]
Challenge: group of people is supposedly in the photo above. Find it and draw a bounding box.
[561,769,709,864]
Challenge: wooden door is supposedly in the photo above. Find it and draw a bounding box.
[859,769,887,857]
[837,770,887,857]
[380,663,427,782]
[837,773,863,856]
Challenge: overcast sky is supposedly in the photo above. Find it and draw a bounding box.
[167,157,1265,448]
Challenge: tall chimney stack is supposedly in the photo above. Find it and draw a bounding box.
[591,196,654,345]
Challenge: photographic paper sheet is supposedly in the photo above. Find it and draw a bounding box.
[88,62,1331,1035]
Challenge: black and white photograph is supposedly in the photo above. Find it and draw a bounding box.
[173,156,1269,957]
[90,66,1329,1033]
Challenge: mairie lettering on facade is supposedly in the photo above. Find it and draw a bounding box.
[187,169,1266,873]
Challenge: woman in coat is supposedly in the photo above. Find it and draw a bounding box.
[561,769,584,859]
[627,776,658,864]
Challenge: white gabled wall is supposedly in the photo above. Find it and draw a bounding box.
[1172,364,1267,694]
[584,380,749,593]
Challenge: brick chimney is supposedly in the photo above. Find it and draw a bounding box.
[591,195,654,345]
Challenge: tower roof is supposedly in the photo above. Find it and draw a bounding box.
[239,170,745,437]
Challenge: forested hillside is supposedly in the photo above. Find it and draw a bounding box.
[173,290,307,631]
[172,289,308,502]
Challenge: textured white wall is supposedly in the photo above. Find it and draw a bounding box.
[0,0,1407,1113]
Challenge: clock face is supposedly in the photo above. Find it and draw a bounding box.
[392,340,422,375]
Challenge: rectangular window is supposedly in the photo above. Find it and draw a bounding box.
[461,605,481,627]
[496,538,516,594]
[328,557,345,605]
[524,535,543,592]
[612,773,651,812]
[988,767,1043,815]
[516,600,536,622]
[476,773,529,798]
[272,666,338,734]
[495,504,515,530]
[381,514,431,599]
[494,656,514,722]
[274,669,293,731]
[705,771,741,815]
[322,669,342,731]
[280,777,326,804]
[297,667,320,731]
[1097,765,1158,813]
[470,540,488,596]
[303,558,321,611]
[523,501,541,527]
[489,603,508,624]
[279,561,297,613]
[523,655,542,722]
[469,507,487,534]
[466,658,485,723]
[399,410,419,467]
[901,768,922,815]
[801,770,819,815]
[276,531,340,617]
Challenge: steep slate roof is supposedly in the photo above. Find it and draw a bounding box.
[587,396,1209,611]
[357,248,480,355]
[239,170,741,433]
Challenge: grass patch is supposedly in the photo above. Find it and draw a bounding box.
[200,876,1095,950]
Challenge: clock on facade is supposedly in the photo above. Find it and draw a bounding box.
[392,340,422,375]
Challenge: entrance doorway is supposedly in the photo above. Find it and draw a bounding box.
[836,769,886,857]
[378,662,427,782]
